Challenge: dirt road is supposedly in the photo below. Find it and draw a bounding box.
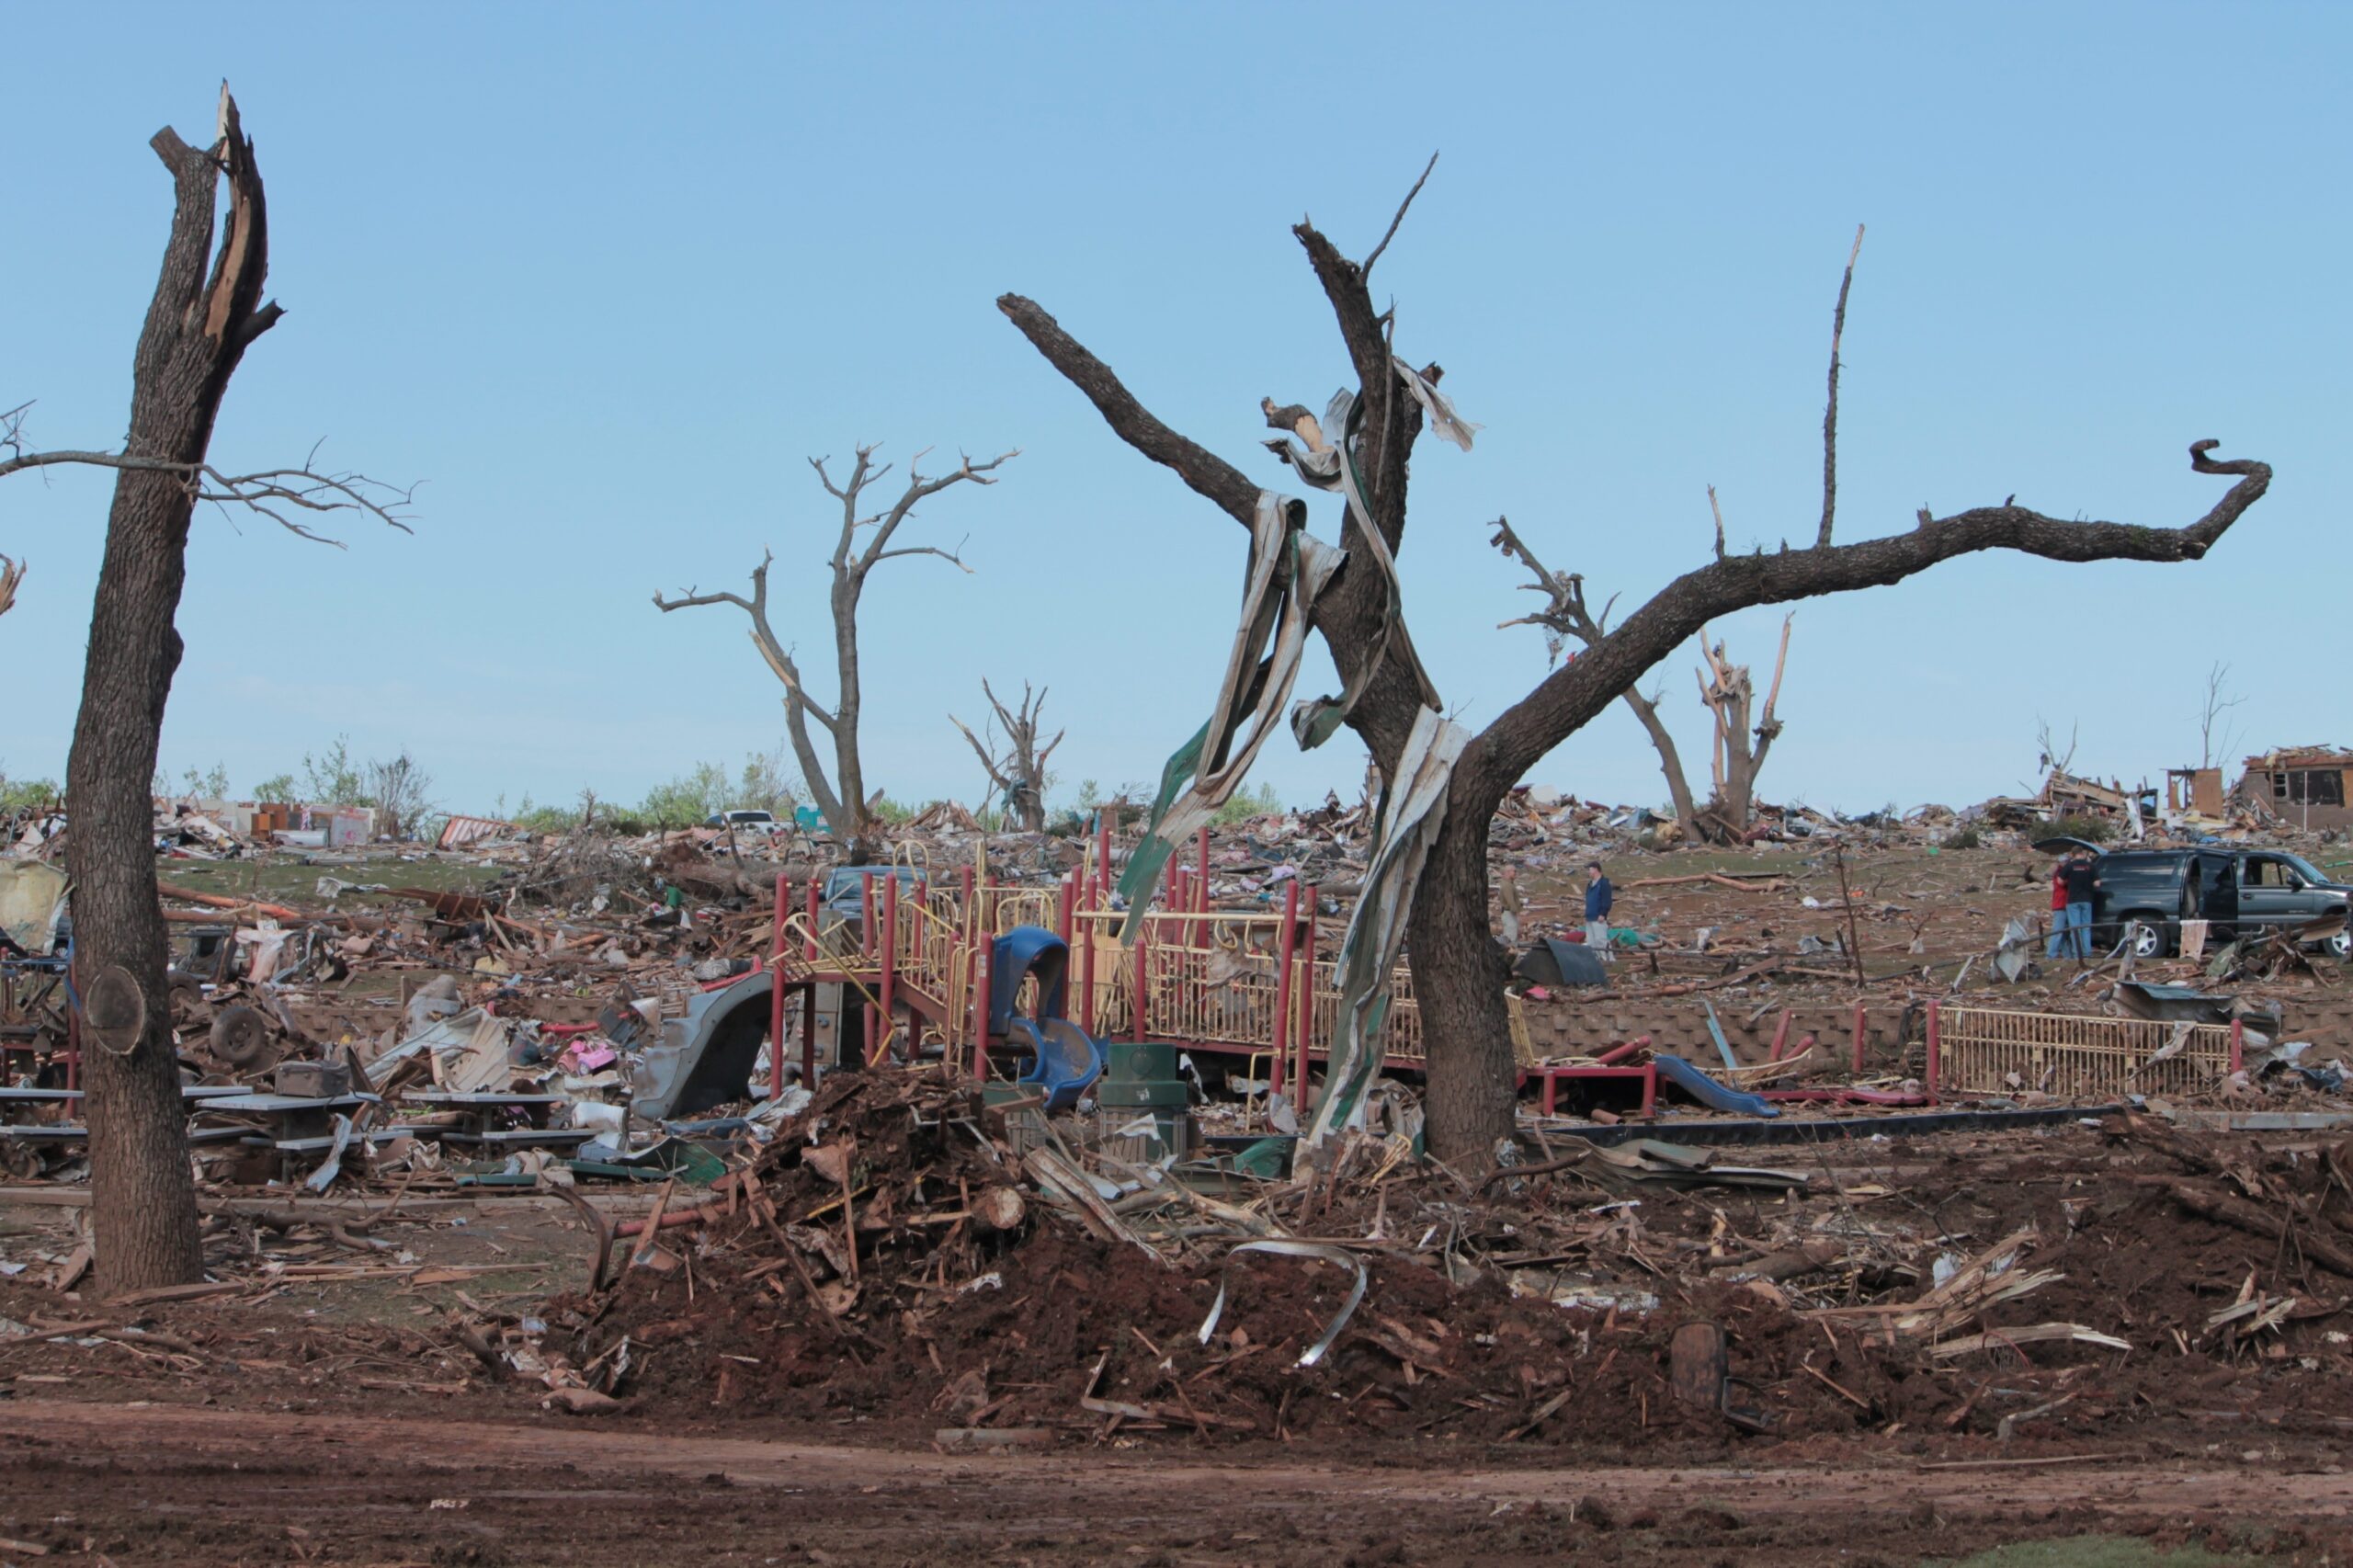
[0,1398,2343,1565]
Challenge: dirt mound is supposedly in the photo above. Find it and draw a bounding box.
[529,1071,2353,1458]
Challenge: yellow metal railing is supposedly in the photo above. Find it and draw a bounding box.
[1941,1006,2234,1098]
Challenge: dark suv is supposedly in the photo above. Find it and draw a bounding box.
[2040,840,2353,960]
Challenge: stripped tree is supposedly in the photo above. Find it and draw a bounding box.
[653,444,1016,863]
[999,177,2271,1168]
[1691,613,1791,842]
[2,90,412,1290]
[950,679,1063,833]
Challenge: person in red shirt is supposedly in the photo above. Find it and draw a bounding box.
[2044,858,2072,959]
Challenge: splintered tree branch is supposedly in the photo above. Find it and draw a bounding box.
[1817,224,1865,550]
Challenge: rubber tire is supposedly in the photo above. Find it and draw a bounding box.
[2126,916,2169,960]
[2330,926,2353,962]
[209,1005,272,1068]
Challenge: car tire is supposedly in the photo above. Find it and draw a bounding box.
[210,1005,272,1068]
[2126,917,2169,960]
[2331,926,2353,962]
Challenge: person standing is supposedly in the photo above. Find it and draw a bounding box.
[2063,848,2099,960]
[2044,856,2073,960]
[1584,861,1614,958]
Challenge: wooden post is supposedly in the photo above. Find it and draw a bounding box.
[1851,1002,1867,1076]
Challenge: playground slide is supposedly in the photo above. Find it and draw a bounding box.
[1009,1017,1104,1111]
[1651,1052,1779,1119]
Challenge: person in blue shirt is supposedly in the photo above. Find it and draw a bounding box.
[1584,861,1614,957]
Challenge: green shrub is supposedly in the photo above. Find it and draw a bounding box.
[2048,813,2115,843]
[1211,782,1283,825]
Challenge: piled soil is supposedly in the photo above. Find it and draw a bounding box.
[542,1068,2353,1460]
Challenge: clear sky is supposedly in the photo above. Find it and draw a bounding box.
[6,3,2346,821]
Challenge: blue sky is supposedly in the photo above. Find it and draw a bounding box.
[6,3,2346,820]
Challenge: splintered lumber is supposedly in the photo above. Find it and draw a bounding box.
[1930,1324,2131,1358]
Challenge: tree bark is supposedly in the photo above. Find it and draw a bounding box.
[1405,810,1517,1165]
[67,100,282,1293]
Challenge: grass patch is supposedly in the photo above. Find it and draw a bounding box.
[158,853,506,905]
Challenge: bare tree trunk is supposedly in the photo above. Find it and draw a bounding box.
[1622,688,1699,835]
[68,99,285,1293]
[1696,616,1790,838]
[1406,809,1516,1165]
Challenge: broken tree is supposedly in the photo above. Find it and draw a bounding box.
[6,91,411,1290]
[653,443,1016,862]
[951,679,1063,833]
[1692,613,1791,842]
[1000,175,2271,1168]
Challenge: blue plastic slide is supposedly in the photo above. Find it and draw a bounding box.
[1652,1052,1779,1118]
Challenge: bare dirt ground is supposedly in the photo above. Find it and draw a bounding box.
[0,1395,2347,1566]
[6,1116,2353,1564]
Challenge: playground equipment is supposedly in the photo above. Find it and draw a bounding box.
[757,822,1542,1117]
